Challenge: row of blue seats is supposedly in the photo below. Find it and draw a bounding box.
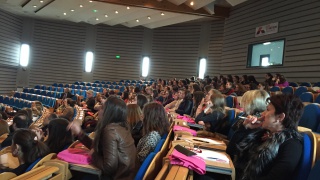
[289,82,320,87]
[52,81,153,88]
[32,84,129,92]
[271,86,310,97]
[0,96,32,110]
[9,93,56,108]
[22,88,99,99]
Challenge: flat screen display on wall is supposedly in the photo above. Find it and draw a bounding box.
[247,39,285,67]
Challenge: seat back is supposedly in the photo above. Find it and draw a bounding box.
[143,152,162,180]
[294,131,316,180]
[300,92,314,103]
[270,86,280,92]
[289,82,299,87]
[282,86,294,95]
[295,86,308,97]
[299,104,320,131]
[225,96,235,108]
[153,139,165,153]
[300,82,312,87]
[134,152,156,180]
[25,153,57,172]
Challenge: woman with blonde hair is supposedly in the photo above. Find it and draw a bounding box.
[127,104,143,145]
[227,90,269,159]
[195,93,227,134]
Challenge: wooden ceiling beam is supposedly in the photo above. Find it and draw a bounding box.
[94,0,221,17]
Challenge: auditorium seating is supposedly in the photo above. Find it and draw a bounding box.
[299,104,320,132]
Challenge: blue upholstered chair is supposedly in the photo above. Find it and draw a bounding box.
[314,95,320,104]
[225,96,235,108]
[270,86,280,92]
[289,82,299,87]
[294,131,316,180]
[313,82,320,87]
[134,152,156,180]
[300,82,312,87]
[153,139,165,153]
[299,92,314,103]
[34,85,41,89]
[299,104,320,131]
[282,86,294,95]
[294,86,308,97]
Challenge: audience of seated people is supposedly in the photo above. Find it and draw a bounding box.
[0,72,318,179]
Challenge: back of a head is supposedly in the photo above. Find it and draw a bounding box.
[47,118,73,153]
[193,91,205,107]
[18,109,32,125]
[13,114,29,129]
[137,94,148,110]
[142,102,169,136]
[127,104,142,128]
[241,90,269,115]
[210,93,226,113]
[101,96,127,126]
[12,129,49,164]
[268,94,303,129]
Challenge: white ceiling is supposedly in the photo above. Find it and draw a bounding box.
[0,0,247,29]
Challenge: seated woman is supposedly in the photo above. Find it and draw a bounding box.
[45,118,73,153]
[195,94,227,134]
[227,90,269,159]
[190,91,205,118]
[56,98,75,121]
[175,89,193,116]
[275,75,289,87]
[0,129,49,176]
[230,94,303,179]
[137,102,169,163]
[69,96,138,180]
[127,104,143,146]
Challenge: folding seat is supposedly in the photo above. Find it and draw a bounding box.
[282,86,294,95]
[52,83,58,87]
[295,86,308,97]
[13,92,20,98]
[70,84,75,89]
[300,82,312,87]
[70,89,75,94]
[98,87,103,93]
[17,100,23,109]
[58,87,64,93]
[8,97,14,106]
[119,82,123,85]
[94,80,100,83]
[12,98,19,109]
[23,88,29,93]
[29,89,35,94]
[93,87,98,92]
[64,84,69,88]
[58,83,64,87]
[31,95,37,101]
[56,92,62,99]
[85,82,91,86]
[299,104,320,131]
[225,96,235,108]
[125,80,130,83]
[80,82,85,86]
[40,90,47,96]
[75,89,81,96]
[106,81,111,85]
[40,85,46,90]
[0,95,3,103]
[111,82,116,85]
[134,152,156,180]
[81,90,87,99]
[101,81,106,84]
[21,93,26,99]
[36,95,42,102]
[109,85,114,89]
[75,85,81,89]
[119,80,124,83]
[3,96,9,105]
[47,86,52,91]
[81,86,87,90]
[34,85,41,89]
[35,89,41,94]
[87,86,92,90]
[74,81,80,85]
[103,84,108,88]
[270,86,280,92]
[52,87,58,92]
[119,86,125,92]
[314,95,320,104]
[313,82,320,87]
[115,85,120,89]
[125,82,129,86]
[92,83,97,87]
[300,92,314,103]
[131,80,137,83]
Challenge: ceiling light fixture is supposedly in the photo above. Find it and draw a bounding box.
[148,16,151,19]
[40,1,44,3]
[190,1,194,6]
[96,18,99,21]
[161,12,165,16]
[89,1,93,2]
[127,6,130,10]
[105,14,108,17]
[136,19,139,22]
[63,12,67,15]
[71,9,74,12]
[33,5,37,8]
[80,5,83,7]
[115,10,118,14]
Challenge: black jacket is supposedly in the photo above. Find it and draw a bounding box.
[175,99,193,115]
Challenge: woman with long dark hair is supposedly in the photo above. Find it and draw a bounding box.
[69,96,138,179]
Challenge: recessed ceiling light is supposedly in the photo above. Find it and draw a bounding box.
[115,10,118,14]
[148,16,151,19]
[105,14,108,17]
[96,18,99,21]
[136,19,139,22]
[33,5,37,8]
[40,1,44,3]
[63,12,67,15]
[89,1,93,2]
[80,5,83,7]
[161,12,165,16]
[127,6,130,10]
[71,9,74,12]
[93,9,97,13]
[190,1,194,6]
